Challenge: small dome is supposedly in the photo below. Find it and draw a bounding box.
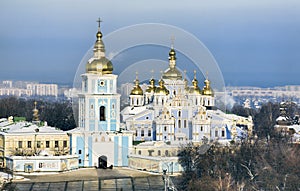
[189,77,201,94]
[86,57,113,75]
[163,47,182,80]
[130,79,143,95]
[202,79,214,96]
[155,79,169,95]
[169,48,176,60]
[146,78,156,93]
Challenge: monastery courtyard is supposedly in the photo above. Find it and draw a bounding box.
[3,168,168,191]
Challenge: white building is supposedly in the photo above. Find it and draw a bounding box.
[121,47,253,144]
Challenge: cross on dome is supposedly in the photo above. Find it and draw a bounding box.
[97,18,103,29]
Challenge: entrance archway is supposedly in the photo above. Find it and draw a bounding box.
[98,155,107,169]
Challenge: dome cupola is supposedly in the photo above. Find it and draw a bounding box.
[86,18,113,75]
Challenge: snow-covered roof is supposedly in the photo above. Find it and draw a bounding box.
[0,122,66,135]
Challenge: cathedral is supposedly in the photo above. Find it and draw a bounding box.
[121,44,253,144]
[69,20,253,169]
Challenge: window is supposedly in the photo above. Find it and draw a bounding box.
[63,141,67,147]
[100,106,106,121]
[138,150,141,155]
[79,159,82,164]
[112,104,115,109]
[215,130,218,137]
[165,150,169,156]
[18,141,22,148]
[79,150,82,154]
[90,104,93,109]
[55,141,59,148]
[27,141,32,148]
[158,150,161,156]
[135,130,138,137]
[148,129,151,137]
[200,126,203,131]
[37,141,41,148]
[178,111,181,117]
[222,130,225,137]
[46,141,50,148]
[164,126,167,132]
[141,129,144,137]
[184,120,187,128]
[178,120,181,128]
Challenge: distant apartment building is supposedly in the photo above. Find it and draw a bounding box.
[0,81,58,97]
[229,86,300,98]
[26,83,58,97]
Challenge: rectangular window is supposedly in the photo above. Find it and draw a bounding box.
[79,150,82,154]
[63,140,67,147]
[27,141,32,148]
[79,159,82,164]
[215,130,218,137]
[141,130,144,137]
[37,141,41,148]
[46,141,50,148]
[148,129,151,137]
[200,126,203,131]
[55,141,59,148]
[184,120,187,128]
[18,141,22,148]
[222,130,225,137]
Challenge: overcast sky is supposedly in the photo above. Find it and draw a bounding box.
[1,0,300,87]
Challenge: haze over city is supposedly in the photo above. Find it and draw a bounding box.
[1,0,300,87]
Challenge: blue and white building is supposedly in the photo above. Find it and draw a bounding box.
[69,23,132,168]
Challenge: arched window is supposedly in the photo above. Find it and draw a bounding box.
[164,126,167,131]
[100,106,106,121]
[137,99,139,105]
[178,111,181,117]
[158,150,161,156]
[178,120,181,128]
[165,150,169,156]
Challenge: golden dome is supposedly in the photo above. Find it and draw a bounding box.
[86,22,113,75]
[162,48,182,80]
[202,79,214,96]
[189,78,201,94]
[146,78,156,93]
[189,70,201,94]
[155,79,169,95]
[130,79,143,95]
[86,57,113,75]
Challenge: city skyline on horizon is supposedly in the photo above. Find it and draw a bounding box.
[1,0,300,88]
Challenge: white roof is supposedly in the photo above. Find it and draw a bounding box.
[0,122,66,135]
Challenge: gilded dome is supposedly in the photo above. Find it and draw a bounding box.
[86,24,113,75]
[202,79,214,96]
[146,78,156,93]
[155,79,169,95]
[162,48,182,80]
[86,57,113,75]
[130,79,143,95]
[189,78,201,94]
